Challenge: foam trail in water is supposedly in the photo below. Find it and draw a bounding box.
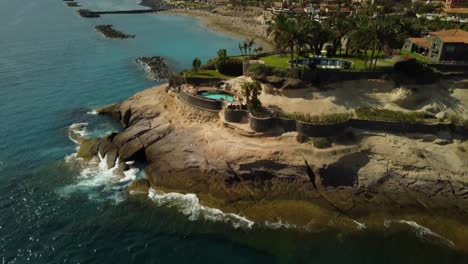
[87,109,98,115]
[385,220,455,248]
[148,188,254,229]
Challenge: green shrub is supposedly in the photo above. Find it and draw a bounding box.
[217,58,243,76]
[355,108,426,123]
[296,132,309,143]
[393,58,436,83]
[313,138,332,149]
[279,112,353,124]
[201,59,216,70]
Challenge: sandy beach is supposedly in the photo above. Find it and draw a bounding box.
[162,8,275,52]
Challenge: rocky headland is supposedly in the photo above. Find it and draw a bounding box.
[95,25,135,39]
[135,56,171,80]
[76,79,468,250]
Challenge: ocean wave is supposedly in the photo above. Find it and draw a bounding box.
[148,188,254,229]
[61,123,139,203]
[68,122,88,143]
[264,220,298,230]
[87,109,98,115]
[385,220,455,248]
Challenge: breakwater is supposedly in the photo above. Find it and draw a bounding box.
[78,9,162,18]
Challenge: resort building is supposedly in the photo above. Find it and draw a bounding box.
[445,0,467,8]
[402,29,468,63]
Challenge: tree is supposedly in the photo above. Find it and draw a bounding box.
[241,81,262,112]
[267,13,301,68]
[192,57,201,72]
[238,42,244,56]
[215,49,228,71]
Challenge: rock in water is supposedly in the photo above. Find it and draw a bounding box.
[77,138,100,159]
[128,179,150,194]
[136,56,170,80]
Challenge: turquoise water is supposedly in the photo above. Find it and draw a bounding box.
[199,91,235,102]
[1,0,468,263]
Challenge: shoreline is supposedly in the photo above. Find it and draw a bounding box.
[87,78,468,251]
[161,9,274,52]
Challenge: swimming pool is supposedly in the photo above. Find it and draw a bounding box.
[198,91,235,102]
[293,58,352,69]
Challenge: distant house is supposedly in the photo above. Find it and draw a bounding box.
[445,0,467,8]
[402,29,468,63]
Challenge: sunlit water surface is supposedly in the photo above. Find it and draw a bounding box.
[1,0,468,263]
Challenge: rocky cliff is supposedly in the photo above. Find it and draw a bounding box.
[83,83,468,249]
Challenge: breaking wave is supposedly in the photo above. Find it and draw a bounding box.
[385,220,455,248]
[148,188,254,229]
[59,123,140,203]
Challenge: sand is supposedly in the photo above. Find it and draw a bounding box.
[162,8,274,52]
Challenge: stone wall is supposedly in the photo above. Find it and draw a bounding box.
[179,90,222,111]
[224,108,249,123]
[248,114,463,137]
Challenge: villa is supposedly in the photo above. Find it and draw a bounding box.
[402,29,468,63]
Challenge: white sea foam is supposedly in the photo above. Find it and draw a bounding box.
[264,220,297,230]
[352,220,367,230]
[87,110,98,115]
[148,188,254,229]
[68,122,88,143]
[62,123,139,203]
[384,220,455,248]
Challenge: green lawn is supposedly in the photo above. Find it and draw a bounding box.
[256,53,394,71]
[259,54,293,68]
[400,50,432,64]
[181,70,234,79]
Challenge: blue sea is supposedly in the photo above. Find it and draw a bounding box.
[1,0,468,263]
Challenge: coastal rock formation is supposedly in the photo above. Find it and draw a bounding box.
[91,83,468,249]
[135,56,170,80]
[95,25,135,39]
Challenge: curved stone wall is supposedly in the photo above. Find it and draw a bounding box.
[224,108,249,123]
[179,90,222,111]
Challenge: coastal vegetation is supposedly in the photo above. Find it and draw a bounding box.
[241,81,262,112]
[95,25,135,39]
[192,57,201,72]
[355,108,429,123]
[279,112,354,124]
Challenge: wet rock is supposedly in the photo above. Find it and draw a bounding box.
[118,137,144,160]
[136,56,170,80]
[95,25,135,39]
[127,179,151,194]
[77,138,100,159]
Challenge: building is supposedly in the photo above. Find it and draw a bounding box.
[445,0,468,8]
[402,29,468,63]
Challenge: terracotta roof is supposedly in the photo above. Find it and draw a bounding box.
[408,37,431,49]
[430,29,468,43]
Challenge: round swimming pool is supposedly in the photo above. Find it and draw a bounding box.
[198,91,235,102]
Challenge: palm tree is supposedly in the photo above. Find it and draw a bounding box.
[238,42,244,56]
[247,38,255,56]
[267,13,300,68]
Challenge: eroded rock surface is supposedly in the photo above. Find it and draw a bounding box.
[88,83,468,248]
